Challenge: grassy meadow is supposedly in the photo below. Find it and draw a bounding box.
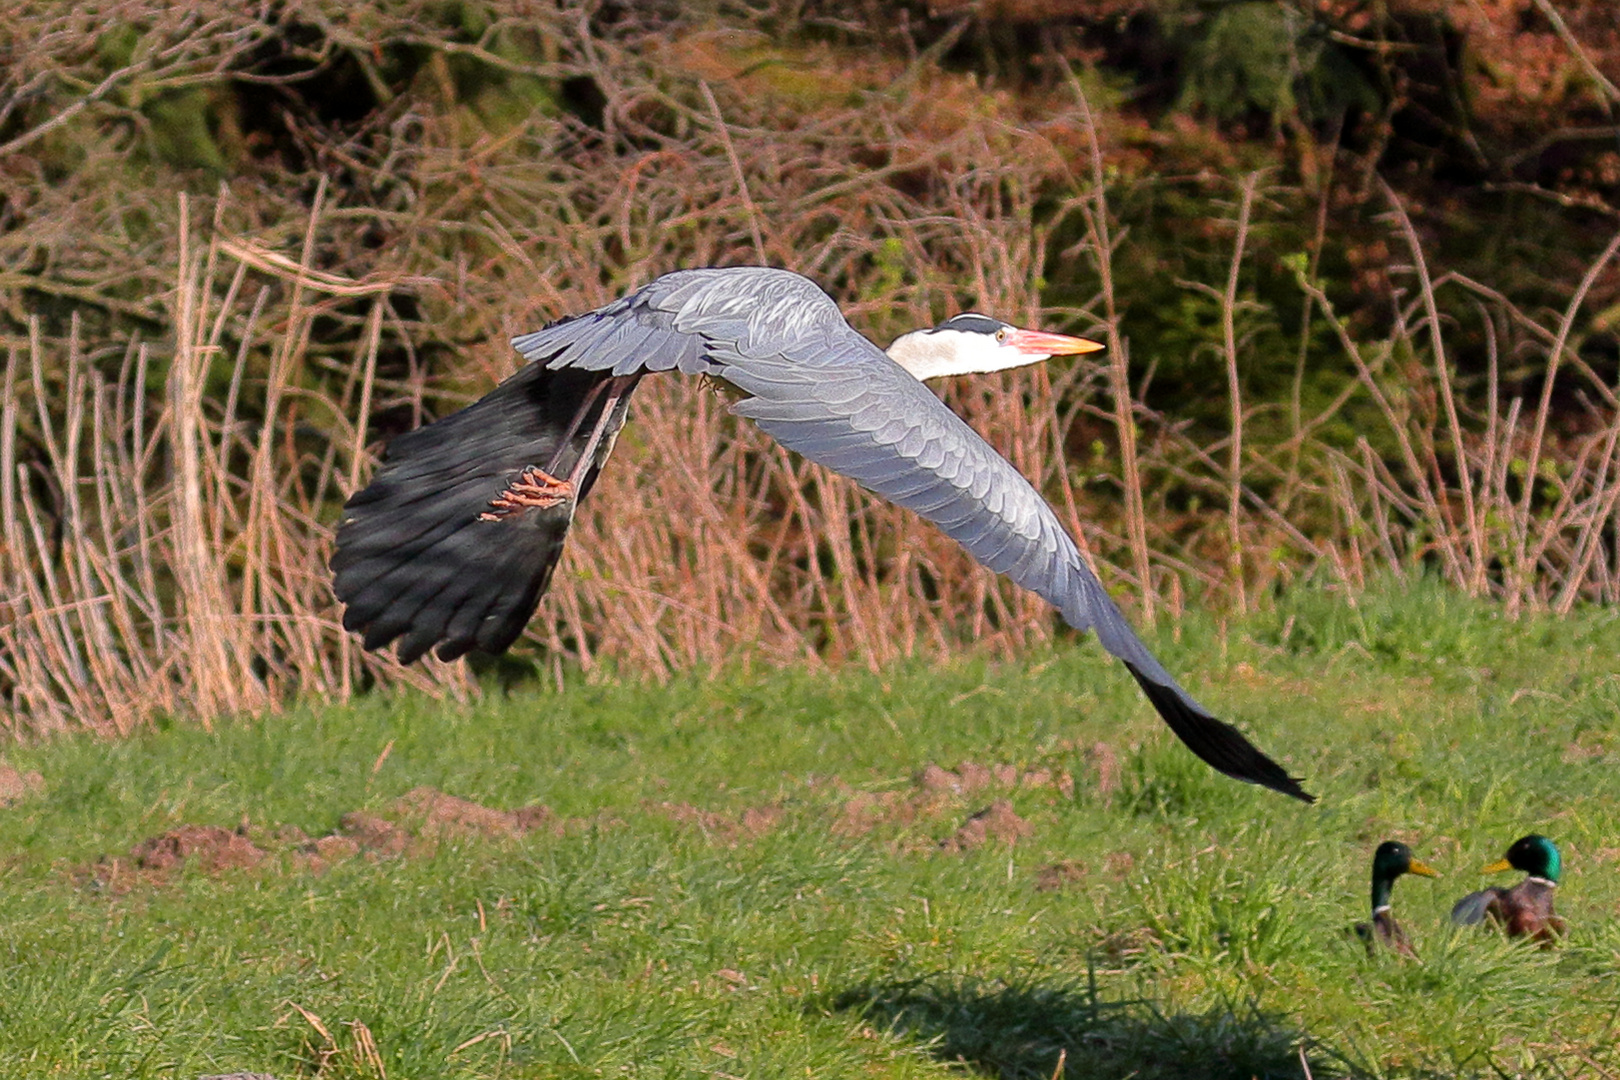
[1,580,1617,1079]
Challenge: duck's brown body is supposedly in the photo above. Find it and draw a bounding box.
[1463,879,1565,945]
[1354,909,1417,958]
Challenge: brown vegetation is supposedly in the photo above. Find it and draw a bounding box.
[2,3,1619,737]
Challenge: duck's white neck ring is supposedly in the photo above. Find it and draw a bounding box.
[1372,904,1392,915]
[1528,876,1557,887]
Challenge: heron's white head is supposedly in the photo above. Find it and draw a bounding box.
[885,313,1104,381]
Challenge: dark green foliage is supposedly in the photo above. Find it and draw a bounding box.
[1176,2,1378,131]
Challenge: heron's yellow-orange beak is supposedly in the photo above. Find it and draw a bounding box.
[1006,328,1105,357]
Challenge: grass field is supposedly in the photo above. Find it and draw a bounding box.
[1,580,1617,1078]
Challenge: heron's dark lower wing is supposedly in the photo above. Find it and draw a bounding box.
[719,335,1313,803]
[1125,665,1309,800]
[331,365,630,662]
[336,268,836,665]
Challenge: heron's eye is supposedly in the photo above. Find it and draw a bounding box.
[995,327,1008,342]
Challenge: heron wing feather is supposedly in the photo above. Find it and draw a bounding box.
[722,329,1312,802]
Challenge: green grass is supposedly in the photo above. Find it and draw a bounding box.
[2,579,1617,1078]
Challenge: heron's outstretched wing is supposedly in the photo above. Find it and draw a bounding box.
[713,323,1313,803]
[331,364,632,662]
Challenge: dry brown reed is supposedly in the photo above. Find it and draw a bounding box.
[3,4,1618,737]
[1287,203,1620,614]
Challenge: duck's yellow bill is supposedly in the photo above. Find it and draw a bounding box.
[1481,858,1514,874]
[1407,859,1440,878]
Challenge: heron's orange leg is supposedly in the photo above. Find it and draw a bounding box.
[479,374,638,524]
[478,466,574,520]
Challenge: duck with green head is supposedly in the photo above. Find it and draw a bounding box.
[1354,840,1441,956]
[1450,834,1566,945]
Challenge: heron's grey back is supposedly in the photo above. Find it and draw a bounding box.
[513,267,845,376]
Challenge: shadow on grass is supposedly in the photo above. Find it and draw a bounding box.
[820,972,1347,1080]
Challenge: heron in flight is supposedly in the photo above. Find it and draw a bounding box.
[332,267,1311,802]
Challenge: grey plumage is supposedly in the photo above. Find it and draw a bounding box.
[333,267,1311,802]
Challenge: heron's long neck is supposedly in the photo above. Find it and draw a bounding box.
[886,327,1045,380]
[885,332,961,381]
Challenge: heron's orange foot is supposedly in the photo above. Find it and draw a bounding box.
[478,466,575,520]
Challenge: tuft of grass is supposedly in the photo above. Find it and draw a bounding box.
[0,582,1617,1077]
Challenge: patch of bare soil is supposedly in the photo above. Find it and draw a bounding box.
[1103,850,1136,879]
[652,801,783,845]
[89,823,269,892]
[832,788,957,838]
[1034,859,1086,891]
[1563,737,1610,763]
[0,763,45,806]
[85,786,570,888]
[303,832,364,870]
[334,811,412,860]
[1090,926,1163,965]
[1086,742,1120,802]
[132,824,266,872]
[400,785,558,838]
[835,757,1075,842]
[939,799,1032,853]
[915,760,1075,798]
[317,786,568,866]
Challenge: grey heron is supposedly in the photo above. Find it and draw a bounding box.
[332,267,1311,802]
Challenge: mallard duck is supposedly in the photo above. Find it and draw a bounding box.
[1353,840,1440,956]
[1449,834,1566,945]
